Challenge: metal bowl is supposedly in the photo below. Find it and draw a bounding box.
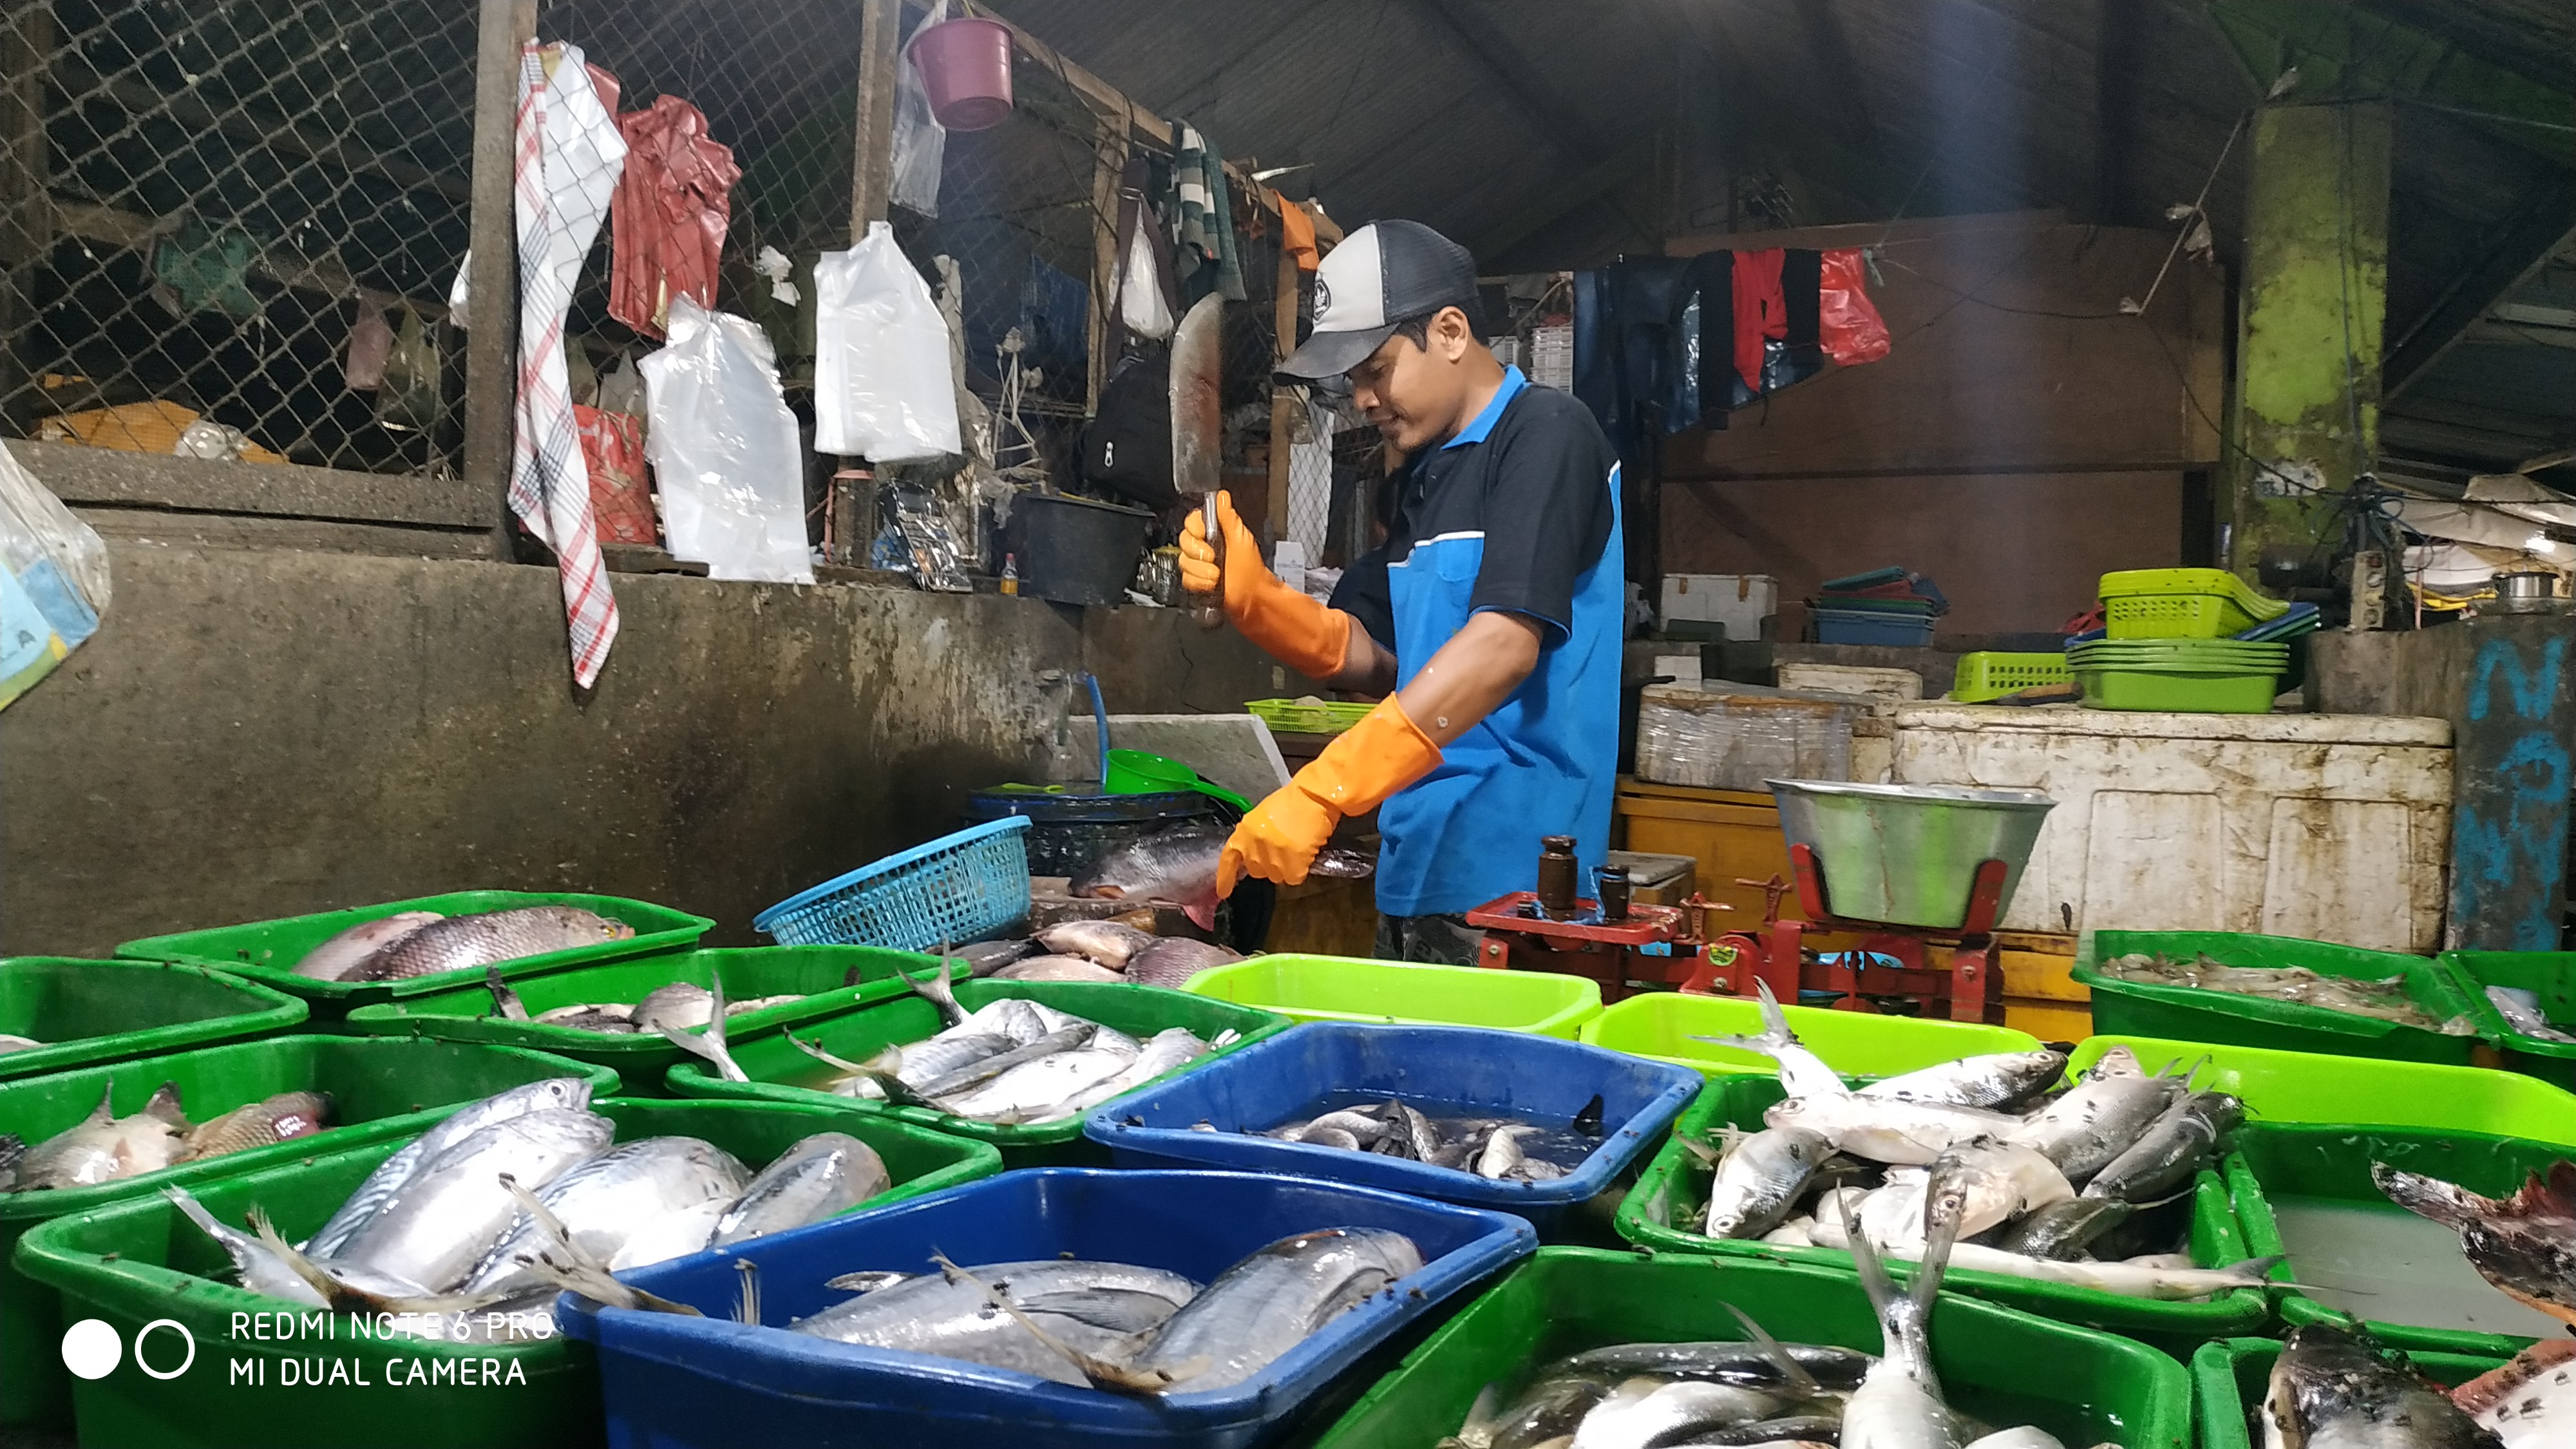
[1768,779,2057,929]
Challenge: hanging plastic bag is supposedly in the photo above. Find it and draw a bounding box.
[376,303,442,432]
[1819,248,1891,367]
[889,0,948,217]
[0,444,111,710]
[813,220,961,462]
[637,296,814,584]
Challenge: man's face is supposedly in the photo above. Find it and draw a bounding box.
[1346,310,1469,455]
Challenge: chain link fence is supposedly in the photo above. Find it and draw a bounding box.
[3,0,476,473]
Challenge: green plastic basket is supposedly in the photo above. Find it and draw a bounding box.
[1315,1248,2193,1449]
[343,945,929,1097]
[1183,954,1603,1039]
[12,1096,1000,1449]
[1577,990,2043,1081]
[2074,931,2486,1065]
[1948,651,2073,703]
[665,979,1291,1166]
[2190,1337,2501,1449]
[0,1036,620,1428]
[2443,949,2576,1089]
[2099,567,2289,640]
[117,891,716,1018]
[2068,659,2284,713]
[1614,1074,2269,1354]
[0,958,305,1082]
[1244,696,1374,735]
[2228,1121,2572,1358]
[2067,1036,2576,1144]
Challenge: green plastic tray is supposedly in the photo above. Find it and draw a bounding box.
[2070,661,2281,713]
[2068,1035,2576,1144]
[1614,1074,2269,1354]
[2443,949,2576,1089]
[1182,954,1603,1039]
[0,958,306,1082]
[1578,990,2044,1081]
[116,891,716,1018]
[2074,931,2486,1065]
[2190,1337,2500,1449]
[0,1036,619,1428]
[343,945,929,1097]
[14,1096,1000,1449]
[665,979,1292,1166]
[1315,1247,2193,1449]
[2228,1121,2570,1358]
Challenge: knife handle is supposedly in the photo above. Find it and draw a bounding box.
[1192,491,1227,629]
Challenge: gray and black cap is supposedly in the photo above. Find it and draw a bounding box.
[1276,219,1479,381]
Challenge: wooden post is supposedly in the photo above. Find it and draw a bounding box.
[831,0,900,565]
[0,3,53,434]
[1084,113,1128,413]
[1265,236,1298,553]
[2448,616,2576,950]
[464,0,534,559]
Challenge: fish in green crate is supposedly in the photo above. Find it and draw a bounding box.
[302,904,636,983]
[177,1089,332,1162]
[2376,1160,2576,1331]
[0,1081,334,1189]
[2259,1321,2501,1448]
[482,968,803,1034]
[295,909,445,979]
[2097,952,2476,1034]
[2483,985,2576,1045]
[2452,1339,2576,1446]
[0,1032,46,1054]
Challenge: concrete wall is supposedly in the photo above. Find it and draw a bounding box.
[1,544,1276,956]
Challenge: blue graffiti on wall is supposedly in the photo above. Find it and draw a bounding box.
[2452,634,2571,950]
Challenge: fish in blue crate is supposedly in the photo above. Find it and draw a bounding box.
[1249,1090,1609,1183]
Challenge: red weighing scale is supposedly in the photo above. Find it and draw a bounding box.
[1681,843,2011,1023]
[1462,891,1733,1003]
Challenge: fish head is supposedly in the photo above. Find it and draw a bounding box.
[524,1077,598,1114]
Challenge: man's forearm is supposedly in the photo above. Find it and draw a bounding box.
[1391,611,1542,746]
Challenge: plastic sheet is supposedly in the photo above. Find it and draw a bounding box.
[813,221,961,463]
[1631,683,1866,791]
[638,296,813,583]
[0,444,109,712]
[1819,247,1891,366]
[888,0,948,217]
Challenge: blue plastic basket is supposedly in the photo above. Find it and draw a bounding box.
[554,1168,1537,1449]
[754,817,1031,951]
[1084,1023,1706,1236]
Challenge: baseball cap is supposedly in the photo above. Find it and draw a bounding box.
[1276,219,1480,381]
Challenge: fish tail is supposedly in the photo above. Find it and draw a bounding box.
[485,967,529,1022]
[892,952,966,1028]
[498,1173,701,1317]
[1752,978,1800,1044]
[731,1259,761,1326]
[163,1186,238,1248]
[1687,1032,1790,1060]
[1720,1302,1824,1399]
[2225,1254,2290,1285]
[659,1022,749,1084]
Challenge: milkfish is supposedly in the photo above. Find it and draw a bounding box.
[1695,1124,1831,1241]
[791,1259,1204,1385]
[1690,980,1850,1100]
[1120,1227,1424,1392]
[1859,1050,2069,1112]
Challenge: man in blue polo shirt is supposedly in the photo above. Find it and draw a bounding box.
[1180,219,1624,964]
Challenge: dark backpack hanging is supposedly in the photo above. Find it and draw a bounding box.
[1081,348,1175,509]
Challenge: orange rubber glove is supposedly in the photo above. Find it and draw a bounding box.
[1179,490,1353,679]
[1218,696,1442,895]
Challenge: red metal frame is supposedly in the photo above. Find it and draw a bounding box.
[1461,892,1731,1003]
[1681,846,2011,1023]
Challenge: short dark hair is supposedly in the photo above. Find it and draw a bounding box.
[1391,302,1490,350]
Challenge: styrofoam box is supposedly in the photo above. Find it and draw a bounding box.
[1661,573,1777,639]
[1892,706,2453,951]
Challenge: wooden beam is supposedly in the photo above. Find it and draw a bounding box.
[2385,173,2576,399]
[849,0,900,236]
[47,199,448,318]
[464,0,533,562]
[983,10,1275,212]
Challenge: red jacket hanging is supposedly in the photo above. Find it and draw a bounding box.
[610,95,741,339]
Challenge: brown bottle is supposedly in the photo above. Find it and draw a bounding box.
[1535,835,1579,921]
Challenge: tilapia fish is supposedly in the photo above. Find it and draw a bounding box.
[2376,1159,2576,1328]
[180,1092,332,1162]
[345,907,635,982]
[10,1081,191,1190]
[2262,1321,2501,1449]
[294,911,445,981]
[1037,920,1157,969]
[1072,823,1370,928]
[1124,937,1243,989]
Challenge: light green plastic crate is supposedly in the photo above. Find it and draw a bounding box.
[1578,989,2042,1080]
[2067,1034,2576,1144]
[1244,697,1372,734]
[1184,954,1603,1038]
[1948,651,2072,702]
[2099,567,2288,639]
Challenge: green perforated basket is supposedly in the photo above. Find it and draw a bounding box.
[1948,651,2072,702]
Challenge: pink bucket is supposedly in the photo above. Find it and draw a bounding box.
[911,17,1014,131]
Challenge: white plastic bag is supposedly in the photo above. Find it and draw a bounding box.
[0,443,111,710]
[889,0,948,216]
[637,296,815,584]
[813,220,961,462]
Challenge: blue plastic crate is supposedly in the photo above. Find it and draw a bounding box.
[554,1168,1536,1449]
[755,817,1031,951]
[1084,1023,1705,1236]
[1812,606,1935,646]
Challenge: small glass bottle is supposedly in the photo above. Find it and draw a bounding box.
[999,553,1019,596]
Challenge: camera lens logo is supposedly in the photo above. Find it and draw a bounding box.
[62,1318,194,1381]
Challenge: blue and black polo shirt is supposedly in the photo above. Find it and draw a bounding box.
[1332,366,1625,917]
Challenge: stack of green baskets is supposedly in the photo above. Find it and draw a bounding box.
[2067,637,2291,712]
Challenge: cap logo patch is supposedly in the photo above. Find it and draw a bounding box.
[1312,276,1332,316]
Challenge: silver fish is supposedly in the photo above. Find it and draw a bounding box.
[1125,937,1244,989]
[1127,1227,1425,1392]
[464,1136,748,1297]
[163,1186,327,1307]
[1700,1125,1832,1240]
[1857,1142,2071,1248]
[955,938,1039,977]
[303,1077,597,1257]
[1806,1215,2279,1300]
[1570,1378,1788,1449]
[658,971,751,1084]
[2486,985,2576,1045]
[1064,1028,1211,1113]
[938,1046,1138,1123]
[710,1132,890,1246]
[1477,1125,1539,1180]
[2004,1068,2184,1184]
[1837,1168,1961,1449]
[914,1023,1097,1100]
[14,1081,190,1190]
[2452,1338,2576,1447]
[1860,1051,2068,1112]
[631,982,721,1032]
[347,907,634,982]
[2079,1091,2240,1204]
[2262,1321,2500,1449]
[1764,1093,2019,1166]
[896,954,971,1030]
[1690,981,1850,1100]
[792,1259,1201,1385]
[294,911,444,981]
[333,1108,615,1289]
[992,956,1128,984]
[535,1003,639,1032]
[0,1032,47,1054]
[1036,920,1157,969]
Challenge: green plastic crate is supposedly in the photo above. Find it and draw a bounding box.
[1183,954,1602,1039]
[2074,931,2487,1065]
[343,945,929,1097]
[115,891,716,1018]
[1613,1074,2268,1354]
[13,1096,1000,1449]
[1948,650,2073,703]
[2067,1035,2576,1144]
[1244,697,1372,734]
[665,979,1291,1166]
[2443,949,2576,1090]
[0,1036,619,1428]
[1316,1247,2193,1449]
[2099,567,2289,639]
[0,958,305,1082]
[2190,1337,2500,1449]
[2228,1121,2570,1358]
[1578,990,2043,1081]
[2069,660,2283,713]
